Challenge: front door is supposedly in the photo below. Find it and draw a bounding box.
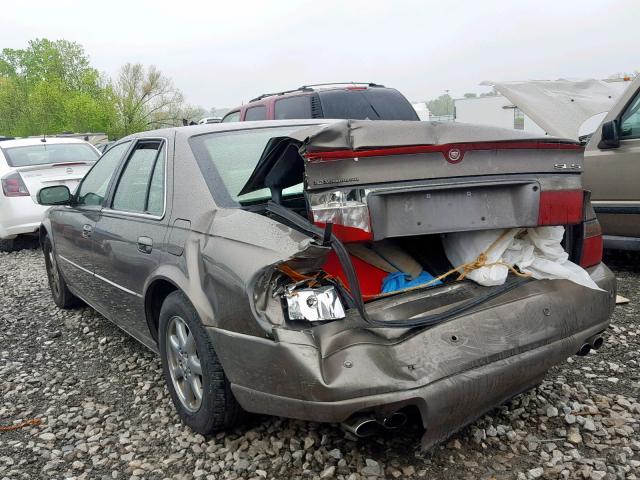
[585,78,640,239]
[52,141,133,301]
[91,138,170,344]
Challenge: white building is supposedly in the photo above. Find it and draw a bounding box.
[454,95,545,134]
[412,102,430,121]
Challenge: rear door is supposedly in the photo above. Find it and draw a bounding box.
[51,141,132,301]
[584,76,640,240]
[91,137,171,343]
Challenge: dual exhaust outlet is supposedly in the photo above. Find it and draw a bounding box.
[576,333,605,356]
[344,335,604,436]
[341,411,408,437]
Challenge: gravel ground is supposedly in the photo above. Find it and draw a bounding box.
[0,247,638,480]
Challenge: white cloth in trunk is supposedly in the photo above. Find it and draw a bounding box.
[442,226,601,290]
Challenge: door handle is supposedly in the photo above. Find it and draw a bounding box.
[81,224,92,238]
[137,236,153,254]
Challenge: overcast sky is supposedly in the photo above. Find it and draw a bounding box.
[1,0,637,109]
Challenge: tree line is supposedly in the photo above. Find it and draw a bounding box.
[0,39,210,139]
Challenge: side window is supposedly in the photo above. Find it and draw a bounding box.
[221,111,240,123]
[274,96,312,119]
[244,106,267,121]
[146,146,165,215]
[620,92,640,139]
[112,141,165,215]
[77,141,131,206]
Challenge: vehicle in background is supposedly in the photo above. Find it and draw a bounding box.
[0,137,100,251]
[221,83,419,122]
[96,141,115,153]
[198,117,222,124]
[37,120,613,448]
[30,132,109,147]
[583,75,640,250]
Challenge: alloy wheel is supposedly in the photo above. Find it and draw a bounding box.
[166,315,204,412]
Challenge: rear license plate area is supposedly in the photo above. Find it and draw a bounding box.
[367,181,540,240]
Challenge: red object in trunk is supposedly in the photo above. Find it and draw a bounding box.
[537,190,584,226]
[322,251,387,298]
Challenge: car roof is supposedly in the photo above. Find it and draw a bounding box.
[0,137,93,148]
[127,119,330,142]
[249,83,387,103]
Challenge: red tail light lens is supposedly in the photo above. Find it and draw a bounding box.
[309,189,373,242]
[580,219,603,268]
[538,190,584,226]
[1,172,30,197]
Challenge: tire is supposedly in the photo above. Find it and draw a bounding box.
[159,290,244,434]
[43,236,80,309]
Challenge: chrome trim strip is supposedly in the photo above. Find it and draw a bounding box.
[58,254,142,298]
[101,208,164,220]
[592,200,640,206]
[592,201,640,215]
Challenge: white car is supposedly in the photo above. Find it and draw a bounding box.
[0,137,100,250]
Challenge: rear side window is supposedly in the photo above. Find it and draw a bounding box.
[274,96,312,119]
[244,106,267,121]
[2,143,99,167]
[112,141,165,215]
[221,111,240,123]
[318,88,419,120]
[76,141,131,207]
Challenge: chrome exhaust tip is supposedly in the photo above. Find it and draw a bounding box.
[341,415,379,437]
[576,343,591,356]
[380,411,408,430]
[590,335,604,350]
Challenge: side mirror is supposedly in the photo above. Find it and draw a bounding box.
[598,120,620,149]
[37,185,72,206]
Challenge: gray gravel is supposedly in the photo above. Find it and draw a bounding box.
[1,247,638,480]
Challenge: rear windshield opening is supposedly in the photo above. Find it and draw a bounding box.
[2,143,99,167]
[189,125,307,206]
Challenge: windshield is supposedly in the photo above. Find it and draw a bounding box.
[2,143,99,167]
[190,126,305,204]
[318,88,419,120]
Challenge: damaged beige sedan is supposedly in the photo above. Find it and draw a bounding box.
[38,119,616,449]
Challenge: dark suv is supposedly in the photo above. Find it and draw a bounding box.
[221,83,419,122]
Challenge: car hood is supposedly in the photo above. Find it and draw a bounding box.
[488,79,629,140]
[239,119,577,196]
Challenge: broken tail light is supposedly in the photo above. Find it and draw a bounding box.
[1,172,29,197]
[284,285,346,322]
[580,218,603,268]
[538,190,584,226]
[309,189,373,242]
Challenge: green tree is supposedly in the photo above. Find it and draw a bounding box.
[0,39,117,137]
[111,63,186,136]
[426,94,454,117]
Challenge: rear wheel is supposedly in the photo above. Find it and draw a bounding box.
[159,291,244,434]
[43,236,80,308]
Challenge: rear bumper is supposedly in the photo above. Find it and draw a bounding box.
[0,196,46,239]
[208,263,615,447]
